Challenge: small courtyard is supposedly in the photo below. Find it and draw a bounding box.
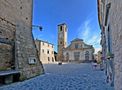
[0,63,113,90]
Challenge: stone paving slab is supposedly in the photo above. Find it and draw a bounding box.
[0,63,114,90]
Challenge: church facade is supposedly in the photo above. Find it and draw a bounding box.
[63,38,94,63]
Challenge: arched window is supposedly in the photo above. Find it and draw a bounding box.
[86,51,89,54]
[60,26,63,31]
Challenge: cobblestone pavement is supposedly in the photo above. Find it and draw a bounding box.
[0,63,114,90]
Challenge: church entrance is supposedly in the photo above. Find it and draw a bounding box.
[74,52,80,61]
[85,51,89,60]
[66,53,69,62]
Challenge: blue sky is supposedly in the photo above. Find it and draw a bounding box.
[32,0,101,53]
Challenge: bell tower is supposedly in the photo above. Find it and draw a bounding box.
[57,23,67,61]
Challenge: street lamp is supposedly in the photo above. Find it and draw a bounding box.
[32,25,42,31]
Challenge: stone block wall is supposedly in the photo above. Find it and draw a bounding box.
[0,0,44,80]
[98,0,122,89]
[110,1,122,90]
[0,17,16,70]
[0,43,13,70]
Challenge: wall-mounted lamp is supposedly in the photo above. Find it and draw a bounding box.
[32,25,42,31]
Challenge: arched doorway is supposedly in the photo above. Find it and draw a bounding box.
[85,51,89,60]
[74,52,80,61]
[66,52,69,62]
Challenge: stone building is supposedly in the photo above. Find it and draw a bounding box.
[98,0,122,89]
[94,54,98,61]
[63,38,94,63]
[97,51,102,63]
[95,51,102,63]
[0,0,44,83]
[57,23,67,61]
[35,39,55,64]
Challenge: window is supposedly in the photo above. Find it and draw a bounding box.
[42,49,44,53]
[65,27,67,32]
[107,25,112,52]
[48,57,50,61]
[47,50,49,54]
[48,44,49,47]
[66,53,69,61]
[66,53,69,56]
[60,41,62,44]
[81,44,82,48]
[52,57,54,62]
[60,26,63,31]
[43,42,44,45]
[0,31,2,34]
[86,51,89,54]
[75,44,79,49]
[105,3,111,26]
[52,51,53,54]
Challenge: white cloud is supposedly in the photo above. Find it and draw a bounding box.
[77,19,91,39]
[83,20,91,37]
[77,18,101,50]
[88,35,101,45]
[38,34,43,38]
[88,35,98,44]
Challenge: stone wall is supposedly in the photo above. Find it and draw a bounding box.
[98,0,122,89]
[0,17,16,70]
[0,0,44,80]
[0,43,13,70]
[110,1,122,89]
